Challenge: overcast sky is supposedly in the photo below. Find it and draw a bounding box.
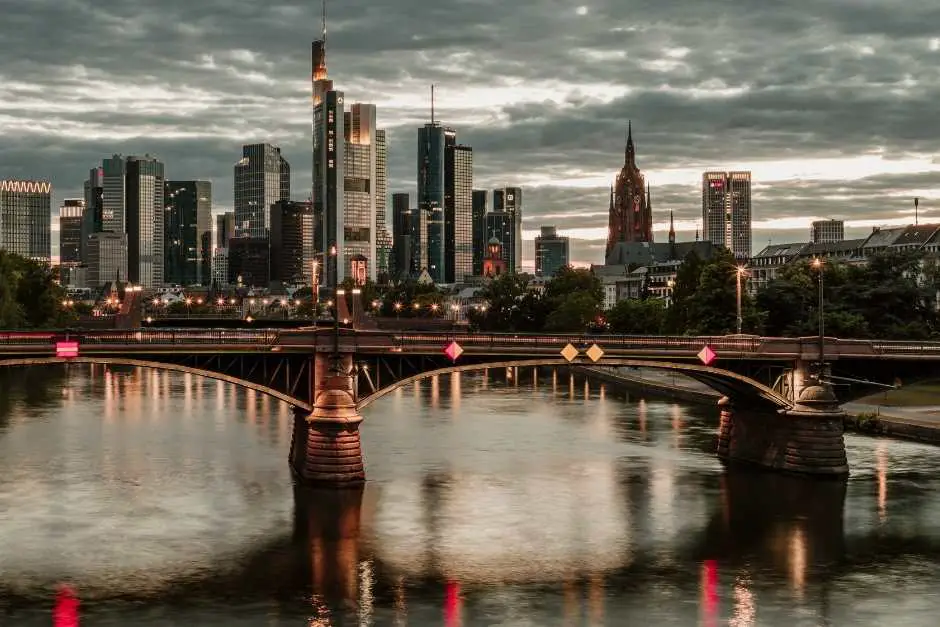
[3,0,939,265]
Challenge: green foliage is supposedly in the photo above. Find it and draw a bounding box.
[607,298,667,334]
[665,248,758,335]
[0,251,71,328]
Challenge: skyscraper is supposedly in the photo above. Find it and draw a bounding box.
[444,131,473,283]
[702,171,752,259]
[606,122,652,261]
[471,189,488,276]
[59,199,85,266]
[812,219,844,244]
[418,122,446,283]
[234,143,290,239]
[216,211,236,249]
[164,180,212,285]
[125,155,166,287]
[391,192,412,278]
[311,15,385,284]
[492,187,522,273]
[0,180,51,263]
[86,232,127,287]
[101,155,126,234]
[535,226,569,277]
[270,200,314,285]
[81,168,104,264]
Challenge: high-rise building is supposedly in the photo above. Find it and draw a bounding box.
[81,167,104,263]
[535,226,569,277]
[101,155,126,234]
[606,122,652,261]
[59,199,85,265]
[491,187,523,273]
[86,232,128,288]
[391,192,412,278]
[484,210,513,275]
[444,132,473,283]
[311,22,385,285]
[234,143,290,239]
[418,122,447,283]
[0,180,51,263]
[702,170,752,259]
[472,189,488,276]
[270,199,314,285]
[216,211,236,249]
[228,237,270,287]
[164,180,212,286]
[125,155,166,288]
[812,219,844,244]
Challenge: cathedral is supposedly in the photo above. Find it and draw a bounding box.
[606,122,655,259]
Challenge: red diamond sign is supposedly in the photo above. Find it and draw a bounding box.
[444,341,464,362]
[698,345,717,366]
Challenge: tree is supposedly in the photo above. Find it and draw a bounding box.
[544,291,602,332]
[0,251,70,328]
[607,298,667,334]
[665,249,756,335]
[469,273,531,331]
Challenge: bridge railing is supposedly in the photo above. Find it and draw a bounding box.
[67,329,281,345]
[391,333,764,353]
[871,339,940,353]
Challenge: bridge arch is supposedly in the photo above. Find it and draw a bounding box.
[357,358,792,412]
[0,357,312,411]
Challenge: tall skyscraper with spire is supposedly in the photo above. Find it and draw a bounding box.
[311,0,388,285]
[606,122,653,261]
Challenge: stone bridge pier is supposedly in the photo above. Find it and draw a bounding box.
[290,353,366,486]
[718,361,848,476]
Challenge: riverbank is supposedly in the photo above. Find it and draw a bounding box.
[575,365,940,446]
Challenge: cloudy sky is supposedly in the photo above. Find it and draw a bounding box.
[3,0,940,266]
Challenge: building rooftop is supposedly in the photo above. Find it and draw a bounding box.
[751,242,808,259]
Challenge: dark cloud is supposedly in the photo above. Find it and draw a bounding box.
[1,0,938,263]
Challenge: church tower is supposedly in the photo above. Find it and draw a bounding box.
[605,121,653,261]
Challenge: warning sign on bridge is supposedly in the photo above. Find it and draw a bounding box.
[697,345,716,366]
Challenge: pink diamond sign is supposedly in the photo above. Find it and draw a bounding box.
[444,340,464,362]
[698,345,717,366]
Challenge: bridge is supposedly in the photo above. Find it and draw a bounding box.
[3,328,938,483]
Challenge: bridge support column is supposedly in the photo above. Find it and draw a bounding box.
[291,354,365,487]
[717,384,848,477]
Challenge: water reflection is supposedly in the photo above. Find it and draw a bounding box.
[3,366,940,625]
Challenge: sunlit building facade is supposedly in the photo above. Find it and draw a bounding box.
[702,171,752,259]
[125,155,166,288]
[234,143,290,239]
[59,199,85,265]
[0,179,51,263]
[445,136,473,283]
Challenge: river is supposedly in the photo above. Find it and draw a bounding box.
[1,364,940,626]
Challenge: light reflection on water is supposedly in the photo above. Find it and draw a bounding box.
[0,365,940,625]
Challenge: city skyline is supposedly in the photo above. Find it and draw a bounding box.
[3,0,939,266]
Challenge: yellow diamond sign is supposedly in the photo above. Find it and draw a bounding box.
[560,343,579,362]
[586,343,605,362]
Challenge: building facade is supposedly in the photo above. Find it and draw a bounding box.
[101,156,126,235]
[444,135,473,283]
[812,219,845,244]
[375,128,392,277]
[471,189,488,276]
[0,179,51,263]
[391,192,412,278]
[59,199,85,265]
[534,225,569,277]
[270,199,314,285]
[606,123,652,261]
[234,143,290,239]
[490,187,522,273]
[164,180,212,286]
[81,167,104,264]
[228,237,270,287]
[86,232,128,288]
[702,170,752,259]
[343,103,383,282]
[418,123,447,283]
[125,155,166,288]
[216,211,236,249]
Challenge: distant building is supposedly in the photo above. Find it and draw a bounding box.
[59,199,85,265]
[482,236,507,278]
[418,122,447,282]
[234,143,290,239]
[164,180,212,286]
[86,232,128,288]
[811,219,844,244]
[228,237,270,288]
[492,187,522,272]
[702,171,752,259]
[270,200,314,285]
[391,192,413,279]
[471,189,488,276]
[0,179,51,263]
[216,211,236,249]
[444,131,473,283]
[534,226,569,277]
[81,167,104,263]
[211,249,229,288]
[606,122,653,259]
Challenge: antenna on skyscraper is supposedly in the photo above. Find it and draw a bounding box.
[430,84,435,124]
[915,197,920,225]
[321,0,327,44]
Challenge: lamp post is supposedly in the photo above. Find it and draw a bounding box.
[311,258,320,327]
[735,266,747,335]
[330,244,339,357]
[812,257,825,377]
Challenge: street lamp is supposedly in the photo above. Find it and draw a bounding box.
[735,266,747,335]
[812,257,825,376]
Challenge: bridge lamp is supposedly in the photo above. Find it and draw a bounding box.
[811,257,825,375]
[735,266,748,335]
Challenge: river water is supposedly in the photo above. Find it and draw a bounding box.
[1,364,940,626]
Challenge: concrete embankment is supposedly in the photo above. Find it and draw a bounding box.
[573,365,720,406]
[842,403,940,445]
